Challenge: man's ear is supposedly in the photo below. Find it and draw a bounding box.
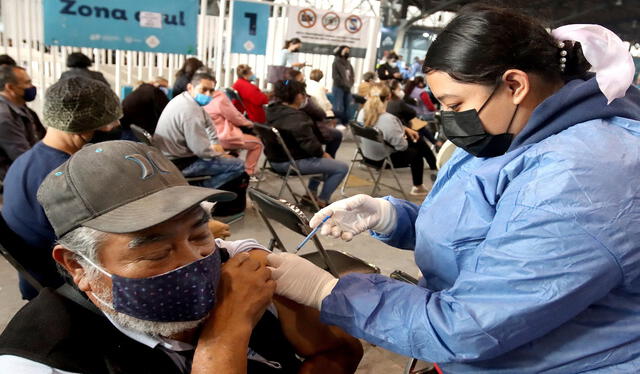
[186,82,194,93]
[52,245,93,293]
[501,69,530,105]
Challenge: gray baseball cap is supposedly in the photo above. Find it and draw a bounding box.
[37,141,235,238]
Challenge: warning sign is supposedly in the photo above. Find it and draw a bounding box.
[286,6,370,57]
[345,15,362,34]
[322,12,340,31]
[298,8,317,28]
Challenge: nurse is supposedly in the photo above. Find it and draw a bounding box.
[267,4,640,373]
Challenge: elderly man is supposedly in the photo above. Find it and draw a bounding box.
[0,65,44,180]
[154,72,245,189]
[1,77,121,300]
[0,141,362,373]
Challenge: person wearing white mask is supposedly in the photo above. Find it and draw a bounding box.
[266,4,640,373]
[376,52,403,81]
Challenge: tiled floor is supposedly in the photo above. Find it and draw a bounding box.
[0,139,437,372]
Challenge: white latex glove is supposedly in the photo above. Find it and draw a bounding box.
[309,194,396,241]
[267,253,338,310]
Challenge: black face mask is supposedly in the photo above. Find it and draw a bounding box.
[441,84,518,158]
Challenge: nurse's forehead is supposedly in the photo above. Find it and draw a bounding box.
[426,72,487,99]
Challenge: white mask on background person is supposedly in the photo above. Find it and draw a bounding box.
[395,89,405,99]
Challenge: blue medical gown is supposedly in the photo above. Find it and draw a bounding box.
[320,117,640,373]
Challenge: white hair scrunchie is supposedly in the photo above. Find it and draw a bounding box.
[551,24,635,104]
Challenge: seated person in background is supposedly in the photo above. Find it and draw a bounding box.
[290,70,343,158]
[60,52,109,86]
[386,79,437,170]
[0,141,363,373]
[120,78,170,140]
[357,71,376,97]
[306,69,334,119]
[265,80,348,208]
[172,57,204,97]
[0,65,45,181]
[2,76,121,300]
[357,83,434,195]
[404,76,437,121]
[233,64,269,124]
[154,72,245,189]
[203,76,264,179]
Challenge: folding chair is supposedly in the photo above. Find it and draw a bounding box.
[341,121,409,200]
[248,188,379,277]
[129,124,211,183]
[435,140,457,170]
[0,214,44,292]
[252,123,323,211]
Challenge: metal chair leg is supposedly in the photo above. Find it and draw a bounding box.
[389,162,409,200]
[371,161,386,196]
[340,149,359,196]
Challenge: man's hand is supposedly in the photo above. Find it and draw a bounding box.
[211,144,225,154]
[192,253,275,374]
[208,220,231,239]
[322,152,333,159]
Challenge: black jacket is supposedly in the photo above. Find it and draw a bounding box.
[332,57,354,90]
[60,68,110,86]
[387,98,417,127]
[377,62,400,81]
[0,288,302,373]
[0,96,44,180]
[121,84,170,134]
[264,103,324,162]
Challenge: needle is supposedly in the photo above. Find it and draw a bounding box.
[296,215,332,250]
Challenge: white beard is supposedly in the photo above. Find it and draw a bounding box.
[92,284,207,338]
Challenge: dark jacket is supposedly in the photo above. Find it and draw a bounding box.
[0,288,302,373]
[121,83,170,134]
[264,103,324,162]
[332,57,354,90]
[60,68,109,86]
[387,98,417,127]
[377,62,400,81]
[172,74,191,98]
[0,96,44,180]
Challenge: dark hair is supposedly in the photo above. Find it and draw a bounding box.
[237,64,252,78]
[283,38,302,49]
[0,54,16,66]
[310,69,323,82]
[177,57,204,79]
[423,4,591,85]
[274,79,306,104]
[334,45,349,57]
[190,72,216,87]
[404,76,425,97]
[387,52,398,61]
[288,70,303,81]
[387,79,402,99]
[0,66,23,91]
[362,71,376,82]
[67,52,92,68]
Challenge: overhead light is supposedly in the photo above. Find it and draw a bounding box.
[422,32,430,37]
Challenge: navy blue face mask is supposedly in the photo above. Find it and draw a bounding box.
[441,83,519,158]
[23,86,37,102]
[81,249,221,322]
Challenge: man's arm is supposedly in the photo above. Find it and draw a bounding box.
[192,253,275,374]
[274,296,363,374]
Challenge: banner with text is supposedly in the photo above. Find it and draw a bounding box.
[231,1,270,55]
[285,6,371,58]
[44,0,199,54]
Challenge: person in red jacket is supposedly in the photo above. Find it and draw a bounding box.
[232,65,269,124]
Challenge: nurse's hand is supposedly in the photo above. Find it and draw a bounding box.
[267,253,338,310]
[309,194,396,241]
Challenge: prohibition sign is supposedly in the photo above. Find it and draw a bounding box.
[345,15,363,34]
[322,12,340,31]
[298,8,317,28]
